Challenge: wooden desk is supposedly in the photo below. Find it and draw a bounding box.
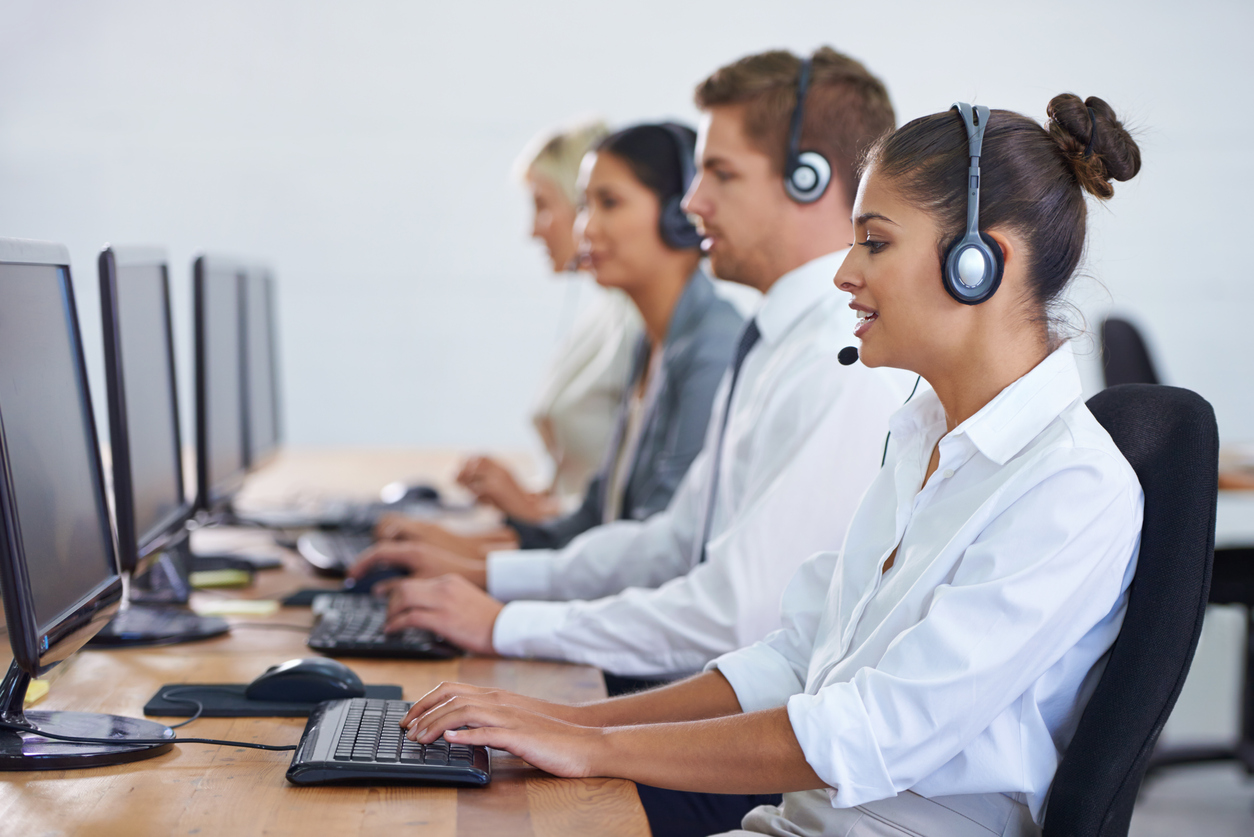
[0,449,649,837]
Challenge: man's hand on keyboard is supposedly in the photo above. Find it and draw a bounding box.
[381,575,503,655]
[351,541,487,588]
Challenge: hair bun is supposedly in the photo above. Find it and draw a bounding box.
[1046,94,1141,199]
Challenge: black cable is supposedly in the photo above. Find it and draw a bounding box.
[881,375,924,467]
[0,719,297,751]
[156,686,246,729]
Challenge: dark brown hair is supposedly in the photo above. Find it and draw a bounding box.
[597,123,697,208]
[865,94,1141,321]
[695,47,895,206]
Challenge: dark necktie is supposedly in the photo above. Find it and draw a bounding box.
[694,319,761,563]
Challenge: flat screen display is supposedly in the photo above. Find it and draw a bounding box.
[200,262,245,505]
[244,271,279,466]
[114,263,184,549]
[0,263,116,631]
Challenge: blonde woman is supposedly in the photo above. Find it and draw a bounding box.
[456,118,644,523]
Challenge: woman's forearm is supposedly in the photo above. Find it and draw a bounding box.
[576,670,743,727]
[591,705,824,794]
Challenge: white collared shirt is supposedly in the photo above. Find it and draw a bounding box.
[709,343,1143,825]
[488,251,913,676]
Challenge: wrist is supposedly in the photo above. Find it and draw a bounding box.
[483,599,504,654]
[586,725,622,778]
[573,698,620,728]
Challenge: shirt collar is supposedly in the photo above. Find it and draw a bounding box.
[753,250,846,346]
[889,342,1084,466]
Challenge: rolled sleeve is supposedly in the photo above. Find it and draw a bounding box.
[707,641,804,713]
[786,686,893,805]
[491,600,574,659]
[776,452,1142,810]
[486,549,556,602]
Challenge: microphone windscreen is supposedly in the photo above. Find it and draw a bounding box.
[838,346,859,366]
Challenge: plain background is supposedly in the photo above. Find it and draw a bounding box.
[1,0,1251,751]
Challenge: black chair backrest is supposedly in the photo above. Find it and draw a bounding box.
[1045,384,1217,837]
[1100,317,1160,387]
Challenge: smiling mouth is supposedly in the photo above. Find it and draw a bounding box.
[854,310,879,337]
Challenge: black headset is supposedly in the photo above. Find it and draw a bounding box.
[783,59,833,204]
[941,103,1003,305]
[656,122,704,250]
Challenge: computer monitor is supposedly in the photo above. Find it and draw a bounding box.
[194,254,247,515]
[242,265,282,470]
[89,246,228,647]
[0,238,173,769]
[100,247,194,575]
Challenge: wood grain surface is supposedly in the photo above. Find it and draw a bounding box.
[0,449,649,837]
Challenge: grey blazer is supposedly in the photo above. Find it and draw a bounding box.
[509,269,744,551]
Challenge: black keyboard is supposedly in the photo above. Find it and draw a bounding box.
[297,531,375,576]
[286,697,491,786]
[308,594,461,659]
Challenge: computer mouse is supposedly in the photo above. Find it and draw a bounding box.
[379,480,441,506]
[341,564,410,594]
[244,657,366,703]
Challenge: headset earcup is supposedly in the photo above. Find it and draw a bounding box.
[659,196,702,250]
[784,151,832,204]
[942,232,1004,305]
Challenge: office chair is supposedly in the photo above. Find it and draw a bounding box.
[1044,384,1217,837]
[1100,316,1254,779]
[1100,317,1160,387]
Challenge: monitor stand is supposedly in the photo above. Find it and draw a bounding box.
[87,547,230,649]
[0,661,174,770]
[88,605,230,648]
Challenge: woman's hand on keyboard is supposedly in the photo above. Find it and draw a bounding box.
[457,456,559,523]
[352,541,487,588]
[402,681,587,731]
[382,575,503,654]
[401,684,606,779]
[373,514,519,560]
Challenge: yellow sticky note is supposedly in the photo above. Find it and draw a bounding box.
[189,569,253,589]
[24,679,49,707]
[193,599,279,617]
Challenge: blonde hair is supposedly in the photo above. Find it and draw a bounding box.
[515,115,610,205]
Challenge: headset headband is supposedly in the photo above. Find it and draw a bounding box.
[658,122,696,196]
[785,59,813,172]
[940,102,1002,304]
[953,103,990,244]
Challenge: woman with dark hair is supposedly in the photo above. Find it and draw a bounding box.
[387,94,1145,837]
[455,117,642,525]
[355,123,743,569]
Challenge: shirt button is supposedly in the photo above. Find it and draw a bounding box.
[942,469,954,479]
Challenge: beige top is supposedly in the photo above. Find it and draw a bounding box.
[531,283,642,506]
[602,346,662,525]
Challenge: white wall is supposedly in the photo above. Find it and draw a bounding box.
[1,0,1251,454]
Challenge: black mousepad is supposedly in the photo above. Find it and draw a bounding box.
[281,588,342,607]
[143,683,403,717]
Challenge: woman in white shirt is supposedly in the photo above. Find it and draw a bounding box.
[457,117,644,522]
[393,93,1144,837]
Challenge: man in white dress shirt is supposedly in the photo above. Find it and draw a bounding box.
[368,46,906,701]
